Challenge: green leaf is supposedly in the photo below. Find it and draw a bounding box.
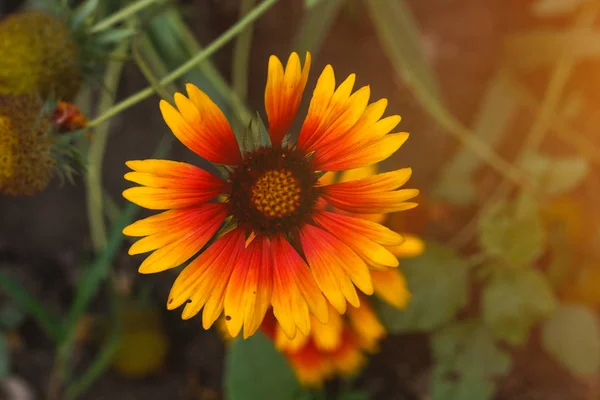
[431,320,511,400]
[295,0,346,57]
[431,365,496,400]
[0,270,61,341]
[436,73,518,206]
[542,304,600,376]
[365,0,441,100]
[241,113,271,154]
[0,304,26,330]
[482,269,557,345]
[225,332,305,400]
[0,334,9,378]
[504,29,600,71]
[145,10,232,116]
[340,391,370,400]
[478,193,545,266]
[522,152,588,197]
[303,0,324,9]
[377,242,468,333]
[532,0,586,17]
[71,0,100,30]
[95,28,138,45]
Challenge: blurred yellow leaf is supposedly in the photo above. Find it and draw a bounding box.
[478,193,546,267]
[365,0,441,100]
[521,152,588,197]
[482,269,556,345]
[436,73,518,206]
[431,320,511,400]
[542,304,600,376]
[377,242,468,333]
[532,0,587,17]
[504,29,600,71]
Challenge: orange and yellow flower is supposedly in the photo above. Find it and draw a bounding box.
[122,52,418,339]
[218,200,425,386]
[262,237,422,387]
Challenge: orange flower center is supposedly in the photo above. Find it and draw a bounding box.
[227,145,321,237]
[251,169,301,218]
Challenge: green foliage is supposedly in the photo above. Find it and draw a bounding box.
[225,332,306,400]
[478,193,545,267]
[431,320,511,400]
[303,0,325,9]
[532,0,586,16]
[70,0,100,30]
[542,304,600,376]
[436,73,518,206]
[365,0,441,100]
[482,269,556,345]
[340,391,370,400]
[241,113,271,154]
[295,0,346,57]
[504,29,600,71]
[378,242,468,333]
[0,334,8,378]
[522,152,588,197]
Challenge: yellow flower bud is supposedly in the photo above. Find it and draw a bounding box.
[0,93,54,196]
[0,10,81,100]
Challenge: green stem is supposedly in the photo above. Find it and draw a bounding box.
[294,0,346,56]
[86,41,130,251]
[90,0,162,33]
[232,0,257,103]
[517,4,598,159]
[174,14,253,125]
[0,271,61,340]
[88,0,278,128]
[64,283,121,400]
[132,36,171,100]
[448,5,598,250]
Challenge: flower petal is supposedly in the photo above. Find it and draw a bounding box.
[310,308,343,351]
[243,237,273,336]
[313,211,403,246]
[313,211,399,268]
[265,52,311,145]
[317,132,409,171]
[322,168,418,214]
[127,204,227,274]
[298,66,370,153]
[371,269,411,309]
[159,86,240,164]
[347,299,386,351]
[329,330,365,375]
[167,230,244,326]
[300,224,373,314]
[224,237,262,338]
[387,234,426,258]
[123,160,228,210]
[273,236,329,324]
[271,235,329,339]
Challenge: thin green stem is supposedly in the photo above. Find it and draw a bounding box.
[132,36,171,100]
[174,14,253,125]
[449,5,598,250]
[508,79,600,166]
[0,271,61,340]
[232,0,257,103]
[86,41,130,251]
[90,0,162,33]
[88,0,278,128]
[64,282,121,400]
[294,0,346,56]
[413,80,536,192]
[517,4,598,158]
